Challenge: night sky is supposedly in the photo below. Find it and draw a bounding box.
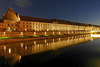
[0,0,100,25]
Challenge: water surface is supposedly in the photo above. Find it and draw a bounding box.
[0,34,100,67]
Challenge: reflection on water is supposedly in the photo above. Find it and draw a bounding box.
[91,34,100,37]
[0,34,100,66]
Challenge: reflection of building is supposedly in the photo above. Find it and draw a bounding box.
[0,35,92,66]
[0,7,100,37]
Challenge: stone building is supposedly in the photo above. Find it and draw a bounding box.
[0,7,100,33]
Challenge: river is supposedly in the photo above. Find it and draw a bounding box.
[0,34,100,67]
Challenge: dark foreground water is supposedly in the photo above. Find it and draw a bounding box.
[0,34,100,67]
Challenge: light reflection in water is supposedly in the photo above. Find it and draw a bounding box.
[21,43,24,47]
[91,34,100,37]
[9,48,11,54]
[0,34,99,66]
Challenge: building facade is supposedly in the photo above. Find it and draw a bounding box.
[0,7,100,37]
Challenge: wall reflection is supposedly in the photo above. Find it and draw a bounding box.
[91,34,100,37]
[0,34,97,66]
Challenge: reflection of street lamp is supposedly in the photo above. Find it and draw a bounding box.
[9,48,11,54]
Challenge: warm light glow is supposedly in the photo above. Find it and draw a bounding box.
[34,41,36,45]
[59,38,61,41]
[4,46,6,50]
[45,32,47,34]
[18,56,21,62]
[4,32,6,35]
[21,32,23,36]
[21,43,24,47]
[45,40,47,43]
[59,32,61,34]
[9,48,11,54]
[53,39,54,42]
[53,32,54,34]
[25,46,27,50]
[34,32,36,35]
[91,34,100,37]
[25,28,27,31]
[14,29,16,31]
[7,27,11,32]
[47,29,49,31]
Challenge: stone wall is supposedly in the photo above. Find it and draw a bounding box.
[0,30,91,37]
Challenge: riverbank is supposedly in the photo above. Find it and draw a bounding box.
[0,34,90,43]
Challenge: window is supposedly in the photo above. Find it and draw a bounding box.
[8,24,9,26]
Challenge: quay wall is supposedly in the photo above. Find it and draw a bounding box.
[0,30,91,37]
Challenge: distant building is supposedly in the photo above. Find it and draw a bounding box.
[0,7,100,32]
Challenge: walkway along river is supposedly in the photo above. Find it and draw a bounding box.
[0,34,100,67]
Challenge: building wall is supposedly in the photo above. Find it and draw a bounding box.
[0,19,100,37]
[17,20,98,32]
[0,30,91,37]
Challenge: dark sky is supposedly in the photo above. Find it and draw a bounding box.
[0,0,100,25]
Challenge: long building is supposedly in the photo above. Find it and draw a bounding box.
[0,7,100,37]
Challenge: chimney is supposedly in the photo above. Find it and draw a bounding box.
[3,13,5,19]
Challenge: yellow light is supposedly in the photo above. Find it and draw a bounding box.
[91,34,100,37]
[47,29,49,31]
[21,32,23,36]
[53,32,54,34]
[45,32,47,34]
[34,32,36,35]
[59,32,61,34]
[25,46,27,50]
[9,48,11,54]
[4,46,6,50]
[45,40,47,43]
[21,43,24,47]
[4,32,5,35]
[25,28,27,31]
[34,41,36,45]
